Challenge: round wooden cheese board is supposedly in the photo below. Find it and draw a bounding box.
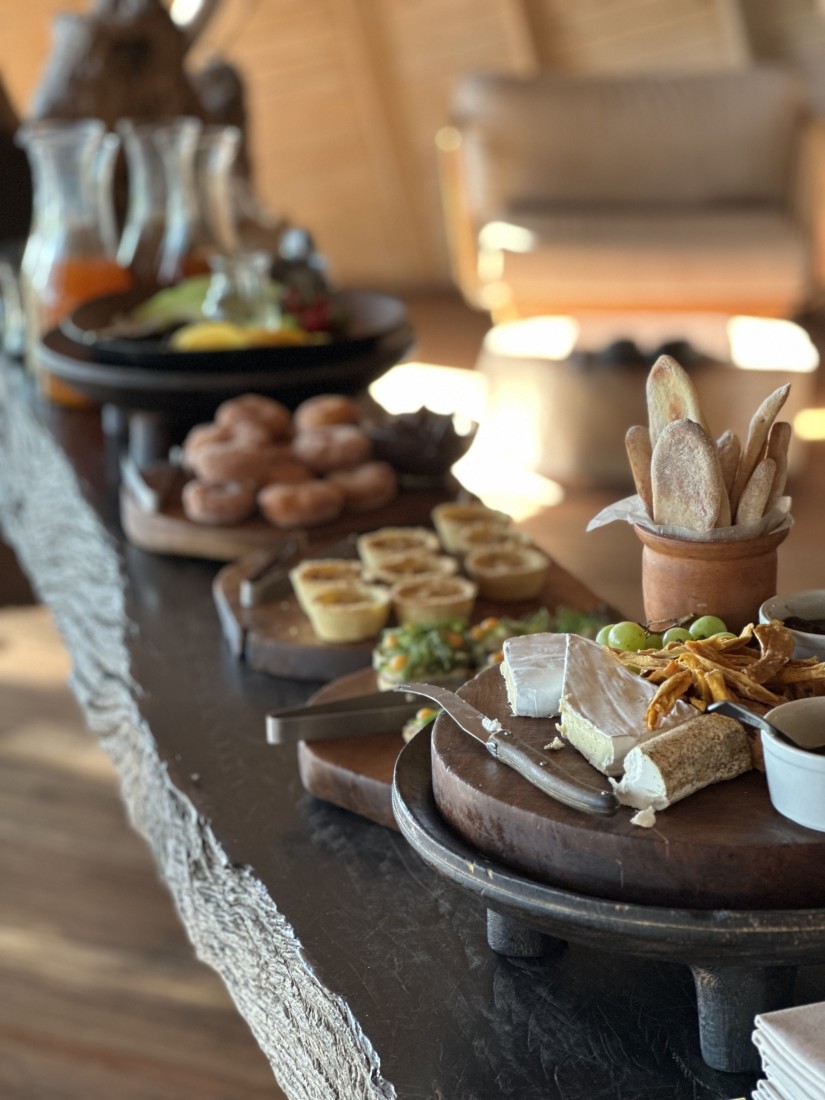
[431,667,825,911]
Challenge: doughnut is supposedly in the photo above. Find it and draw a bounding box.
[181,422,235,468]
[293,393,360,432]
[327,460,398,512]
[292,424,372,473]
[181,479,258,526]
[214,393,293,440]
[187,440,288,486]
[228,418,277,446]
[259,459,316,486]
[258,480,345,529]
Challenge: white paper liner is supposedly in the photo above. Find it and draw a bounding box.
[587,494,793,542]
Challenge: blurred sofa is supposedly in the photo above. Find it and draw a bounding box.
[438,66,825,320]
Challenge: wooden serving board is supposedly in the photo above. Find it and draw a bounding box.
[121,463,456,561]
[214,546,610,682]
[298,668,402,830]
[432,667,825,911]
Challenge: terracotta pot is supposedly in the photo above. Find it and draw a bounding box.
[634,524,790,633]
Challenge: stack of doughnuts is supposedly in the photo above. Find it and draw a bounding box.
[180,392,398,528]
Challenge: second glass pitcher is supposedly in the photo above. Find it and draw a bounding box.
[17,118,133,405]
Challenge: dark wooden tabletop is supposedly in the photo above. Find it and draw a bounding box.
[0,358,796,1099]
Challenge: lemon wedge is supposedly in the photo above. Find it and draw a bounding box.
[170,321,250,351]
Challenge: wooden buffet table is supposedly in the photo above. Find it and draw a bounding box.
[3,357,821,1100]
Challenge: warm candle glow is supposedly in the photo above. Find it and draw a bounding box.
[483,315,580,361]
[369,362,564,517]
[369,362,487,423]
[727,316,819,373]
[793,407,825,441]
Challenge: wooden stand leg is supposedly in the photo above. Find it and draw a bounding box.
[128,411,173,466]
[690,964,796,1072]
[485,909,564,958]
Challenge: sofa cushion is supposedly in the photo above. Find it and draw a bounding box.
[454,69,808,219]
[485,206,809,311]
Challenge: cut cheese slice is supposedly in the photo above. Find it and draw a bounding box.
[557,635,695,776]
[610,713,752,816]
[500,631,567,717]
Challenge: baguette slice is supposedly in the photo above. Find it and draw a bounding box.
[735,456,776,524]
[650,418,725,532]
[716,429,741,497]
[625,424,653,518]
[646,354,710,448]
[764,420,792,515]
[611,713,752,818]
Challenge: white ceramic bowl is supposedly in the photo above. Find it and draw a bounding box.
[758,588,825,660]
[762,697,825,832]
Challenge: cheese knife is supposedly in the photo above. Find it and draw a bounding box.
[396,681,619,816]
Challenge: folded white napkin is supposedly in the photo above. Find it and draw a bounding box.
[752,1001,825,1100]
[752,1078,788,1099]
[753,1077,789,1100]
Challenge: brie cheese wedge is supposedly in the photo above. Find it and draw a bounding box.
[500,631,567,717]
[610,713,751,812]
[557,635,695,776]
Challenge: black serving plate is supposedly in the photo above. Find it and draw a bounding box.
[391,726,825,1074]
[61,287,410,373]
[39,310,414,418]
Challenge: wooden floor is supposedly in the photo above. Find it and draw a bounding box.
[0,604,284,1099]
[2,290,825,1099]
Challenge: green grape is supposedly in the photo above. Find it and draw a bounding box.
[607,621,649,652]
[689,615,728,639]
[643,632,663,650]
[595,624,614,645]
[662,626,692,645]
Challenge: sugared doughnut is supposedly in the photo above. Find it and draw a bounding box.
[181,422,235,468]
[258,480,345,529]
[229,418,277,446]
[293,393,360,432]
[181,479,257,526]
[292,424,372,473]
[187,440,288,486]
[259,459,316,486]
[326,460,398,512]
[214,393,293,440]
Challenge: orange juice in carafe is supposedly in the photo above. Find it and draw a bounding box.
[17,119,134,407]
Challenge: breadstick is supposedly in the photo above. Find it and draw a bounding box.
[763,420,792,515]
[735,457,776,524]
[646,355,710,449]
[730,384,790,514]
[625,425,653,518]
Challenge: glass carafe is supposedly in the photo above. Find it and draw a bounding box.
[17,118,133,406]
[195,124,242,259]
[116,118,168,286]
[153,117,217,286]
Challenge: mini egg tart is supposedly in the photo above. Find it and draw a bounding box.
[303,581,392,643]
[356,526,440,569]
[367,550,458,587]
[451,520,530,556]
[431,502,511,553]
[289,559,363,612]
[464,544,550,601]
[391,574,478,627]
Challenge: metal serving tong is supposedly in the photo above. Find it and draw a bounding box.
[266,690,426,745]
[240,532,359,608]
